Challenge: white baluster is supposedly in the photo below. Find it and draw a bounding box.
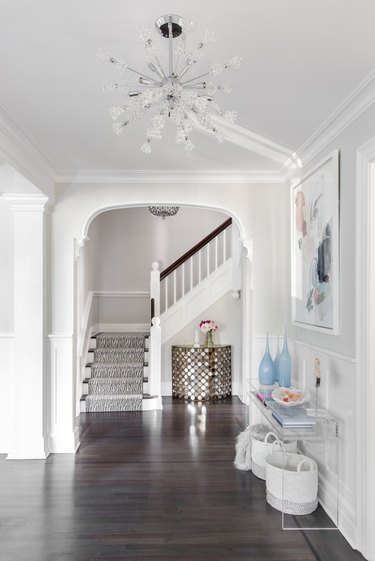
[173,269,177,304]
[207,241,210,275]
[198,249,202,282]
[165,275,168,311]
[223,229,227,262]
[190,256,193,289]
[182,263,185,296]
[215,236,218,270]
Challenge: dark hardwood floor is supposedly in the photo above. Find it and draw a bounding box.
[0,397,366,561]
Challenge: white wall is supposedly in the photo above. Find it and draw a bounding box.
[0,199,14,332]
[88,206,227,291]
[161,291,243,397]
[278,103,375,550]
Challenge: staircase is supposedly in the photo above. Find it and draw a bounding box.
[81,332,149,412]
[80,217,236,412]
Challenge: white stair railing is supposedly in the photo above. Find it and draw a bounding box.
[147,218,232,407]
[160,218,232,314]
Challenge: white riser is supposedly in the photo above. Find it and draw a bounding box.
[90,337,97,349]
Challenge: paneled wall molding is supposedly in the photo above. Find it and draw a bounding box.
[48,334,79,454]
[285,68,375,178]
[290,338,356,365]
[250,334,358,547]
[93,323,150,333]
[94,291,150,298]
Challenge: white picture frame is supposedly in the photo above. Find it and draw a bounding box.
[291,150,340,334]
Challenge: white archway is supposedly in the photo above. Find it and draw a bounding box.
[74,202,253,417]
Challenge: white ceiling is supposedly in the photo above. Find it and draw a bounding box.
[0,0,375,174]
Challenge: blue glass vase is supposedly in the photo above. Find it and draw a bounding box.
[259,333,275,385]
[273,336,280,384]
[278,331,291,388]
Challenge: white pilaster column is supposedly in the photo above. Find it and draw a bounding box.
[3,194,49,459]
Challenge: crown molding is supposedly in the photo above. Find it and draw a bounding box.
[0,98,56,197]
[284,68,375,179]
[203,116,295,165]
[1,192,49,211]
[55,169,285,184]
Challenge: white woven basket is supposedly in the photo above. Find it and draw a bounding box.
[265,451,318,515]
[251,433,297,480]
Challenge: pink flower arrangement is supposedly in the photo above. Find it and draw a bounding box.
[199,320,219,334]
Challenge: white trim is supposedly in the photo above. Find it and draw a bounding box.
[201,117,295,164]
[356,135,375,560]
[286,68,375,177]
[94,323,150,333]
[291,338,356,365]
[0,98,55,197]
[1,193,49,211]
[80,202,246,245]
[47,333,73,339]
[0,333,14,339]
[94,291,150,299]
[55,169,284,185]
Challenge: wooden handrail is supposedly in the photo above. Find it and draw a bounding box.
[160,217,232,281]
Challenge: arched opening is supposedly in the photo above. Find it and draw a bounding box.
[75,204,250,418]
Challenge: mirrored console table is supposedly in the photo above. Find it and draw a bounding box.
[172,345,231,401]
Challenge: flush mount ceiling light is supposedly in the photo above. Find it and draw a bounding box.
[148,206,180,219]
[96,14,242,154]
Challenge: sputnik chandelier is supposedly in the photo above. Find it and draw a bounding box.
[96,14,242,154]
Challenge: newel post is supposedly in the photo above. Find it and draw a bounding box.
[150,261,160,317]
[149,317,162,406]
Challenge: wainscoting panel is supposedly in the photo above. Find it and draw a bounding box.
[249,335,357,548]
[48,334,79,453]
[0,334,14,453]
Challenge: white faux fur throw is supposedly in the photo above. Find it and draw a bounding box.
[234,424,270,471]
[234,426,252,471]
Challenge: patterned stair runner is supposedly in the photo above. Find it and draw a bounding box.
[85,333,146,412]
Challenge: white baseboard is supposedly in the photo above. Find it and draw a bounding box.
[94,323,150,334]
[49,427,80,453]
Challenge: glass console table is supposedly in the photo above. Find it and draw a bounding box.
[247,378,339,531]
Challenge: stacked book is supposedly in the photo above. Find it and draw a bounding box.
[272,405,316,429]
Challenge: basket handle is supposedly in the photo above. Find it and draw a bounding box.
[297,458,314,472]
[264,431,278,444]
[271,440,282,451]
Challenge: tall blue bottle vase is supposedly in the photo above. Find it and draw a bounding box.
[259,333,275,385]
[273,336,280,384]
[278,331,291,388]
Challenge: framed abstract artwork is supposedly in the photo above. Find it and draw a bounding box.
[291,150,339,333]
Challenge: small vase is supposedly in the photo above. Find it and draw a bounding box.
[278,330,291,388]
[205,331,214,347]
[273,336,280,384]
[259,333,275,385]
